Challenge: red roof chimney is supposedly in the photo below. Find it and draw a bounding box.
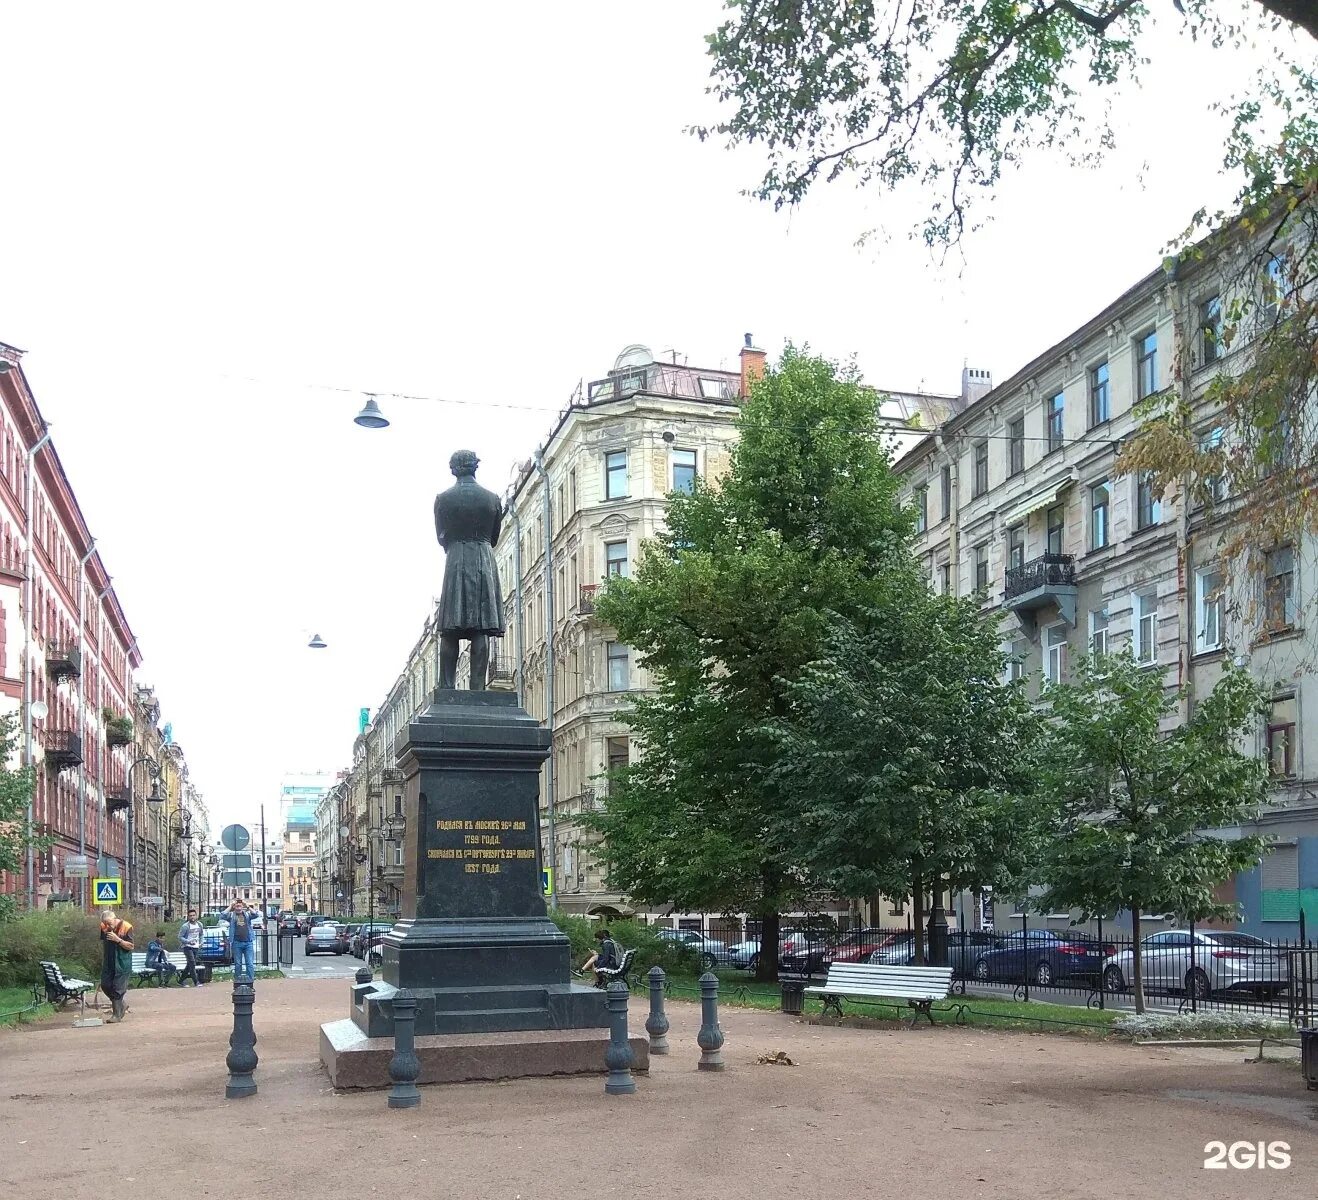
[739,333,766,398]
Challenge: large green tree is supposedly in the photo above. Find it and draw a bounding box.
[765,598,1042,963]
[1033,654,1270,1012]
[0,714,39,922]
[590,348,925,980]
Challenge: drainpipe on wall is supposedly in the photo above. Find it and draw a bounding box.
[1167,270,1196,725]
[74,540,96,910]
[532,449,558,910]
[22,424,53,910]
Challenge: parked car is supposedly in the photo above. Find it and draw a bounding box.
[1102,930,1288,1000]
[727,939,764,971]
[782,927,895,974]
[969,930,1112,986]
[363,927,395,967]
[278,913,301,936]
[654,928,728,970]
[198,924,231,966]
[305,923,349,956]
[866,930,1004,978]
[351,922,394,958]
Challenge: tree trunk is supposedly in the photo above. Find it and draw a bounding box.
[1131,907,1145,1015]
[911,868,926,965]
[1255,0,1318,41]
[756,910,780,983]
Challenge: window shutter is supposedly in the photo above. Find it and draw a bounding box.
[1260,843,1299,892]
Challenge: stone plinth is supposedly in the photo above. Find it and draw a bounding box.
[353,689,607,1040]
[321,1018,649,1089]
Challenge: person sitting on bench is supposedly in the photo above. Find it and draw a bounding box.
[580,927,619,988]
[145,931,177,986]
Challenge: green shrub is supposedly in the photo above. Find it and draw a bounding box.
[545,909,699,975]
[0,906,178,987]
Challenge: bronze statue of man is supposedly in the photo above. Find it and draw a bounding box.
[434,450,505,689]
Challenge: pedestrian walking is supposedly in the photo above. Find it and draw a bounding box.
[98,910,134,1022]
[225,899,256,983]
[178,909,203,986]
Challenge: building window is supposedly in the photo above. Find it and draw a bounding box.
[1266,696,1297,777]
[1007,640,1027,683]
[1136,330,1158,399]
[606,642,629,691]
[1195,566,1224,653]
[1045,504,1065,557]
[1090,481,1110,550]
[1263,545,1296,631]
[1007,525,1025,572]
[1199,426,1226,504]
[1008,416,1025,476]
[1046,392,1065,452]
[1088,607,1110,657]
[1262,254,1286,325]
[1200,295,1222,364]
[1135,473,1161,530]
[1044,624,1068,685]
[940,465,952,520]
[606,736,629,775]
[604,540,628,578]
[972,440,989,497]
[1133,591,1158,665]
[672,449,697,495]
[604,450,628,500]
[1088,362,1110,427]
[974,543,989,593]
[913,486,928,534]
[939,563,951,595]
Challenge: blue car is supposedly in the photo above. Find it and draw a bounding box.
[198,925,231,966]
[969,930,1112,987]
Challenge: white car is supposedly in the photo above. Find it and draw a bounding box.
[1102,930,1288,1000]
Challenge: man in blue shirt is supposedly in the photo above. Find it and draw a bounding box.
[145,930,177,986]
[225,899,256,983]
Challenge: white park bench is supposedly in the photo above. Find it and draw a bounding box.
[39,960,95,1017]
[806,962,955,1026]
[130,951,190,987]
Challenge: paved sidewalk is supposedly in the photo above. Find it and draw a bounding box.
[2,977,1315,1200]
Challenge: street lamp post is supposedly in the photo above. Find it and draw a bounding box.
[128,754,162,907]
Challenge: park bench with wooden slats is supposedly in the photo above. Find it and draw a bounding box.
[595,946,637,989]
[805,962,955,1025]
[130,951,190,987]
[39,960,95,1017]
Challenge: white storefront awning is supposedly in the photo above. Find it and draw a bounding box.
[1000,473,1075,528]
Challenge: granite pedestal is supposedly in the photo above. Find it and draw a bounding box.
[321,689,608,1088]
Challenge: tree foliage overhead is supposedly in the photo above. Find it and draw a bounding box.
[699,1,1317,244]
[765,597,1041,958]
[0,714,39,922]
[1033,654,1271,1011]
[588,348,925,975]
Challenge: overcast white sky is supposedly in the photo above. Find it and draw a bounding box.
[0,2,1290,835]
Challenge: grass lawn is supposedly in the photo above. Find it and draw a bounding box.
[659,972,1120,1036]
[0,984,52,1026]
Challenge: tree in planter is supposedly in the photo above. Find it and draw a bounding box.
[0,714,40,922]
[1033,654,1270,1013]
[590,348,926,981]
[765,597,1042,964]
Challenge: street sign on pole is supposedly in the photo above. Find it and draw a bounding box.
[93,877,123,905]
[542,868,554,898]
[65,855,91,879]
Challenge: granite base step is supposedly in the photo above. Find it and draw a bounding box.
[320,1018,649,1089]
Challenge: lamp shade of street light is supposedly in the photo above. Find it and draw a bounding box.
[146,783,164,803]
[29,700,47,720]
[353,398,389,429]
[308,633,327,649]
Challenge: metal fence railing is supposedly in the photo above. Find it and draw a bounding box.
[641,914,1317,1025]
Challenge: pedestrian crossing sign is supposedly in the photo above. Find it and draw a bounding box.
[542,869,553,898]
[93,877,122,905]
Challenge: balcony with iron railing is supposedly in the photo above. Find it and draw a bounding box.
[106,786,131,814]
[46,640,82,681]
[1003,553,1077,634]
[41,728,83,770]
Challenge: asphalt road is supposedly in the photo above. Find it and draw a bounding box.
[254,933,366,980]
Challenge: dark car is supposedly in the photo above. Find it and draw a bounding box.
[969,929,1113,987]
[351,922,393,959]
[278,913,301,936]
[866,930,1005,979]
[304,923,348,956]
[782,927,892,974]
[198,925,231,966]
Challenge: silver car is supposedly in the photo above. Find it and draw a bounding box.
[654,928,728,969]
[1101,930,1287,1000]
